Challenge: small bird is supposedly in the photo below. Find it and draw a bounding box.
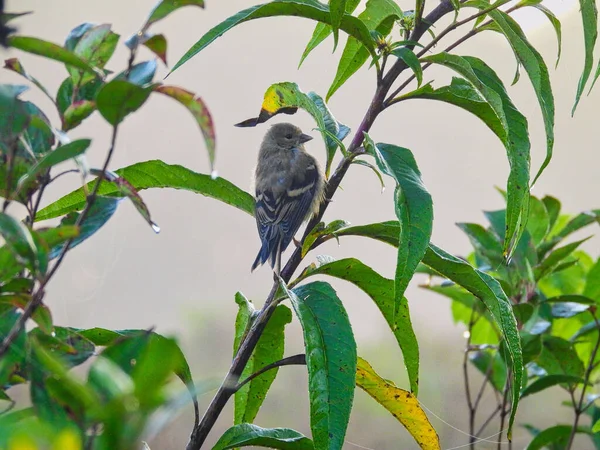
[251,123,325,274]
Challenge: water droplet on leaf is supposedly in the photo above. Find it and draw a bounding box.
[151,222,161,234]
[210,169,218,180]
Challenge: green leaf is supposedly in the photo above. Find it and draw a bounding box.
[32,326,95,368]
[535,238,590,280]
[327,0,403,99]
[36,225,80,260]
[535,5,562,67]
[146,0,205,27]
[64,23,96,51]
[0,84,30,141]
[7,36,100,77]
[30,338,100,420]
[115,60,157,86]
[142,35,168,65]
[94,171,159,232]
[335,220,400,246]
[96,79,152,125]
[3,58,55,104]
[392,47,422,86]
[575,0,598,107]
[298,0,361,66]
[56,77,102,116]
[234,294,292,424]
[301,219,350,257]
[57,197,120,251]
[584,258,600,302]
[35,160,254,221]
[366,139,432,352]
[417,55,530,258]
[80,328,198,424]
[284,281,356,450]
[527,195,549,246]
[555,210,600,240]
[213,423,314,450]
[593,418,600,433]
[153,85,215,171]
[422,243,522,438]
[457,222,504,267]
[524,425,586,450]
[485,9,554,185]
[542,196,561,232]
[170,0,376,75]
[0,294,52,333]
[422,53,508,135]
[329,0,346,47]
[469,350,507,392]
[63,100,96,131]
[536,336,584,377]
[18,101,55,157]
[295,258,420,394]
[67,24,119,86]
[0,309,26,388]
[356,357,440,449]
[546,295,592,318]
[0,212,38,274]
[16,139,91,195]
[521,374,586,399]
[235,82,350,176]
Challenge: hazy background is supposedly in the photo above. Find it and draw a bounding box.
[3,0,600,448]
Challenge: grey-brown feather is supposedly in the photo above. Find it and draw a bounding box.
[251,123,325,272]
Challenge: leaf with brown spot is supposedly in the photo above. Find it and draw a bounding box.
[356,357,440,450]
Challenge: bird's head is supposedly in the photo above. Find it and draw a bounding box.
[266,123,313,150]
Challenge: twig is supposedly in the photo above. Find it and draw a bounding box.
[566,310,600,449]
[476,404,502,436]
[464,309,476,449]
[234,354,306,393]
[497,376,511,450]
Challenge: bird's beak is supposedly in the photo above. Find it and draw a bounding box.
[299,133,313,144]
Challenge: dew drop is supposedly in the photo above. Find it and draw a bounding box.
[381,186,386,194]
[210,169,219,180]
[463,330,471,339]
[51,331,56,337]
[151,221,161,234]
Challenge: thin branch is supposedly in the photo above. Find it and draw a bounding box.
[566,310,600,449]
[464,309,477,449]
[476,404,502,436]
[234,354,306,393]
[497,376,511,450]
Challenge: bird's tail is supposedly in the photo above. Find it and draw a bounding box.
[251,232,282,272]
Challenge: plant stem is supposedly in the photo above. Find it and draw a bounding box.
[185,2,458,448]
[234,354,306,393]
[497,376,511,450]
[566,311,600,449]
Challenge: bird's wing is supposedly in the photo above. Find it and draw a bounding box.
[255,162,320,252]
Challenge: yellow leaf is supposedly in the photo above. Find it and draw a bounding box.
[356,357,440,450]
[8,435,37,450]
[52,429,82,450]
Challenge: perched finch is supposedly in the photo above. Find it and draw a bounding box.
[251,123,325,273]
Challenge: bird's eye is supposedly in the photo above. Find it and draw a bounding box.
[285,133,293,139]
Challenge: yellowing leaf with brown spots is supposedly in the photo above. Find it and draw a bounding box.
[356,357,440,450]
